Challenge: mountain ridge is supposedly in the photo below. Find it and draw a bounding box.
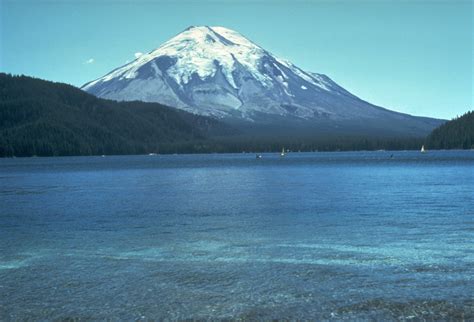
[82,26,444,136]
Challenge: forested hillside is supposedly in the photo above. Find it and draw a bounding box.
[0,74,447,157]
[0,74,234,157]
[426,111,474,149]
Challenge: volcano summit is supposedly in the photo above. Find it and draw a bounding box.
[82,26,442,136]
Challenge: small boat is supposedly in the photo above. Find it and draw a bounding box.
[256,154,262,159]
[421,145,426,153]
[148,153,157,156]
[280,147,285,157]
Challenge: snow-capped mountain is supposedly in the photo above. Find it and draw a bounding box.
[82,26,442,134]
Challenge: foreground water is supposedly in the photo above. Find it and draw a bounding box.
[0,151,473,320]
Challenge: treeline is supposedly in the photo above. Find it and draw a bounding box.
[0,73,437,157]
[426,111,474,150]
[133,136,426,154]
[0,73,234,157]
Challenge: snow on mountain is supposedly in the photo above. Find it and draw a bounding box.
[81,26,442,133]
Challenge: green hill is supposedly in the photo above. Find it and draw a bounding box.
[0,73,443,156]
[0,73,234,157]
[426,111,474,149]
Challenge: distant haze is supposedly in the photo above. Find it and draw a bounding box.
[1,0,472,119]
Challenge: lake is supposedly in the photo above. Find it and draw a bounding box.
[0,151,473,320]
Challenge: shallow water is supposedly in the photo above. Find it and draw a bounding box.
[0,151,473,320]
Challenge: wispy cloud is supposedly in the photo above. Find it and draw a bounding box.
[134,52,143,59]
[84,58,95,64]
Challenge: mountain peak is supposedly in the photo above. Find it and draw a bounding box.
[183,25,240,34]
[83,25,268,96]
[168,25,257,49]
[81,25,344,119]
[81,26,441,136]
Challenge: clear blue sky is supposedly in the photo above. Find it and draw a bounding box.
[1,0,472,119]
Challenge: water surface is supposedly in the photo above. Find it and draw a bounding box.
[1,151,473,320]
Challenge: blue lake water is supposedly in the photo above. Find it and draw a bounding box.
[0,151,473,320]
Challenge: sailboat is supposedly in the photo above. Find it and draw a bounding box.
[421,145,426,153]
[280,148,285,157]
